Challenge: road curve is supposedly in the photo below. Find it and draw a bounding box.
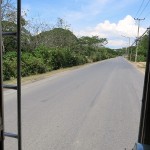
[4,57,144,150]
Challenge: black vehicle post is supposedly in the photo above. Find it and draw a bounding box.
[17,0,22,149]
[0,0,4,149]
[138,28,150,144]
[0,0,22,149]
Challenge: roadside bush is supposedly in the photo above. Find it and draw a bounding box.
[61,49,76,67]
[34,46,53,71]
[3,45,117,81]
[137,55,146,62]
[75,54,88,65]
[48,48,87,69]
[3,58,17,80]
[49,49,65,69]
[22,52,47,77]
[3,52,17,80]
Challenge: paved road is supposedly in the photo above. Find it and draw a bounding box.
[4,57,144,150]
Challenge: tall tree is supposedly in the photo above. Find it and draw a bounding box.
[34,28,78,49]
[78,36,107,48]
[1,0,31,52]
[55,18,70,30]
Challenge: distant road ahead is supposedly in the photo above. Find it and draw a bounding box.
[4,57,144,150]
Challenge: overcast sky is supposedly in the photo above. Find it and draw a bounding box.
[22,0,150,49]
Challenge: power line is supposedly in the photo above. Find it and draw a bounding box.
[139,0,150,17]
[135,0,145,17]
[130,28,149,47]
[144,10,150,18]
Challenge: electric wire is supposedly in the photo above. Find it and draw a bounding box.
[135,0,145,17]
[144,10,150,18]
[131,28,149,47]
[139,0,150,17]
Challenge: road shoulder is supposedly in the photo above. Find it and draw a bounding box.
[129,61,145,74]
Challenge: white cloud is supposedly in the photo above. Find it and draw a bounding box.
[74,15,146,48]
[108,39,127,48]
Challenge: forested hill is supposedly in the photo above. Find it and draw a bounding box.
[35,28,78,49]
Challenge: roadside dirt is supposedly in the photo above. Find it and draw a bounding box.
[131,62,146,74]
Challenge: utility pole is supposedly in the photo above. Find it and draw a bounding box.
[128,37,131,60]
[121,35,131,60]
[134,18,145,62]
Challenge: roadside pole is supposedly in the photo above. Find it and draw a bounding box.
[134,18,145,62]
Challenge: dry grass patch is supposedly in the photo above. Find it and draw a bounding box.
[131,62,146,73]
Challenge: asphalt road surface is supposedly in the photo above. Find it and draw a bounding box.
[4,57,144,150]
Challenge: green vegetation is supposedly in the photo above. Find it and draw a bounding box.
[1,1,118,81]
[136,34,148,62]
[3,31,118,80]
[117,33,149,62]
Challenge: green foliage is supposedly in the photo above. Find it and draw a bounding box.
[3,51,47,80]
[34,46,52,70]
[34,46,87,70]
[137,35,148,62]
[2,21,31,52]
[3,44,118,80]
[78,36,107,48]
[137,55,146,62]
[49,48,76,69]
[2,18,118,81]
[2,21,17,52]
[3,52,17,80]
[3,46,90,80]
[21,53,47,77]
[33,28,78,49]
